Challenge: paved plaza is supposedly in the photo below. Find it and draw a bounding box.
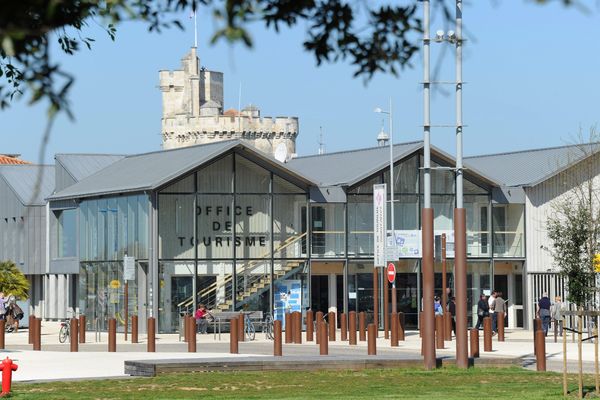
[0,321,597,382]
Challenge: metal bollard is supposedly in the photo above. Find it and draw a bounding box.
[328,312,336,342]
[33,318,41,351]
[340,313,348,341]
[535,329,546,371]
[78,315,86,344]
[238,313,245,343]
[367,323,377,356]
[147,317,156,352]
[188,318,197,353]
[319,321,328,355]
[306,310,314,342]
[28,315,34,345]
[183,314,189,343]
[533,318,542,356]
[398,312,405,341]
[498,312,505,342]
[483,317,492,352]
[108,318,116,352]
[435,314,444,349]
[390,312,398,347]
[230,318,239,354]
[359,312,367,341]
[349,311,357,345]
[445,313,453,341]
[315,311,323,345]
[274,320,282,356]
[470,328,479,358]
[0,320,4,349]
[70,318,78,352]
[293,312,302,344]
[132,315,139,344]
[285,313,293,344]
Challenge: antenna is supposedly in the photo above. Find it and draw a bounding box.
[190,9,198,48]
[318,126,325,155]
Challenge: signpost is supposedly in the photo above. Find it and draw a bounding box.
[373,184,387,267]
[123,256,135,341]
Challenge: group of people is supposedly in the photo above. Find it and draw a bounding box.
[536,292,563,337]
[433,292,457,334]
[475,290,507,334]
[194,304,214,334]
[0,292,24,332]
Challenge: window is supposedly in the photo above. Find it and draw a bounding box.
[57,209,77,258]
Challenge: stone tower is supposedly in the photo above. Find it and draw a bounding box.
[159,48,299,158]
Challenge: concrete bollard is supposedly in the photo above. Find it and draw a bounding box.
[78,315,86,344]
[315,311,323,345]
[70,318,78,352]
[285,313,293,344]
[0,320,4,349]
[147,317,155,352]
[435,314,444,349]
[367,323,377,356]
[293,312,302,344]
[28,315,34,345]
[498,312,505,342]
[483,317,492,352]
[33,318,41,351]
[132,315,139,344]
[340,313,348,341]
[349,311,357,345]
[398,312,405,341]
[188,318,197,353]
[238,313,245,343]
[274,320,282,356]
[306,310,314,342]
[108,318,116,352]
[328,312,336,342]
[535,329,546,371]
[359,312,367,341]
[319,321,328,356]
[230,318,239,354]
[183,314,189,343]
[390,312,399,347]
[470,328,479,358]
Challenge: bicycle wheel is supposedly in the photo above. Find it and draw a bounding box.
[246,320,255,341]
[265,316,274,340]
[59,324,69,343]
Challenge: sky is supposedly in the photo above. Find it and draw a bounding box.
[2,1,600,165]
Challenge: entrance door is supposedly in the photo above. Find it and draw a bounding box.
[494,274,509,327]
[311,275,329,313]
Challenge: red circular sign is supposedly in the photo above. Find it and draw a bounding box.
[387,262,396,283]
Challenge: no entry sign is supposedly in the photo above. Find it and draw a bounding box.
[387,262,396,284]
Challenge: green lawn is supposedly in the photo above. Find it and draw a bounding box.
[11,367,599,399]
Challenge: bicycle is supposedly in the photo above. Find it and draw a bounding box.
[59,319,70,343]
[263,313,274,340]
[244,313,256,341]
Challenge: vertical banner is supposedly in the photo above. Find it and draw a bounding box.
[373,184,387,267]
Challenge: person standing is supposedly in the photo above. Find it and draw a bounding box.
[475,294,489,330]
[0,292,6,320]
[492,291,506,334]
[537,292,552,336]
[551,296,564,337]
[448,296,456,334]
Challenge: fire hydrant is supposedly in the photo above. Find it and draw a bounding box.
[0,357,18,397]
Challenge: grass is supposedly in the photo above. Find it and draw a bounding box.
[10,367,600,399]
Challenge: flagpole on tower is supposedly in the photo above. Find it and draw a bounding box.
[194,10,198,48]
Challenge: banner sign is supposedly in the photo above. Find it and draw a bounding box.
[388,230,421,258]
[373,184,387,267]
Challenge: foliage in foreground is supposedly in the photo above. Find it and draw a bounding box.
[0,260,29,300]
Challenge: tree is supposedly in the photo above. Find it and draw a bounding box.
[0,260,30,300]
[546,128,600,308]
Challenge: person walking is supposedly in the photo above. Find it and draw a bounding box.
[475,294,489,330]
[492,291,506,334]
[537,292,552,336]
[551,296,564,337]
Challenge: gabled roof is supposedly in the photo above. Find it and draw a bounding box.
[0,155,29,165]
[49,140,316,200]
[55,153,126,182]
[0,164,55,205]
[465,143,600,187]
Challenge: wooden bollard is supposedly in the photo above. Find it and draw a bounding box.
[28,315,34,344]
[147,317,156,352]
[483,316,492,352]
[230,318,239,354]
[398,312,405,341]
[315,311,323,344]
[349,311,357,345]
[328,312,336,342]
[0,320,5,349]
[274,320,282,356]
[108,318,116,352]
[435,314,444,349]
[340,313,348,341]
[183,314,189,342]
[285,313,292,343]
[535,329,546,371]
[470,328,479,358]
[70,318,78,352]
[293,312,302,344]
[188,318,197,353]
[533,317,542,356]
[390,312,399,347]
[498,312,505,342]
[319,322,328,355]
[367,323,377,355]
[33,317,41,351]
[445,313,453,341]
[306,310,314,342]
[132,315,139,344]
[238,313,245,342]
[359,312,367,341]
[78,315,86,344]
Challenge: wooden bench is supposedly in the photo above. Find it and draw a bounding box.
[210,311,264,340]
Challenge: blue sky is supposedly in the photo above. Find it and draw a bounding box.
[2,1,600,164]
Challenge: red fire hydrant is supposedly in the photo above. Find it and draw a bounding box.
[0,357,18,397]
